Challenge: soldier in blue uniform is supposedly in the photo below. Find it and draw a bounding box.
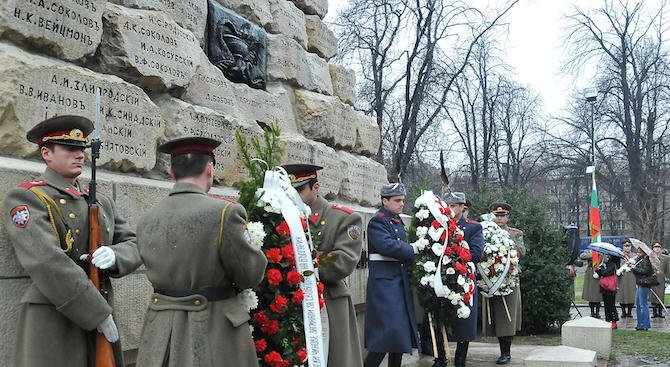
[364,183,419,367]
[430,192,484,367]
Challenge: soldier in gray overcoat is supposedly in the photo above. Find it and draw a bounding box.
[282,164,364,367]
[136,137,267,367]
[649,243,669,318]
[481,203,525,365]
[3,116,141,367]
[579,250,603,318]
[616,241,636,317]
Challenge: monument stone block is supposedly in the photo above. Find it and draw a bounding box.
[338,151,385,206]
[267,34,333,95]
[0,0,105,60]
[268,0,307,49]
[98,3,201,91]
[294,89,356,149]
[289,0,327,18]
[156,96,262,185]
[561,316,611,359]
[354,113,380,157]
[524,345,597,367]
[184,52,298,134]
[216,0,273,27]
[109,0,208,44]
[280,134,342,200]
[329,64,356,106]
[305,15,337,60]
[0,42,165,172]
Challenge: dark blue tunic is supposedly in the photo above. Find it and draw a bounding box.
[448,216,484,342]
[364,207,419,353]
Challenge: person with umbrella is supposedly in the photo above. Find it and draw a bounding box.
[621,239,660,330]
[616,240,636,318]
[589,242,622,329]
[649,243,669,319]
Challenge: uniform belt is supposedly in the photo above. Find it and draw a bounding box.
[369,253,399,262]
[154,287,235,301]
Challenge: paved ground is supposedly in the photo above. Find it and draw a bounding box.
[570,304,670,332]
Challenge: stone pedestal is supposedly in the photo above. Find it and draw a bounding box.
[524,346,597,367]
[561,316,611,359]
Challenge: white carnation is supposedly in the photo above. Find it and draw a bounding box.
[415,209,431,220]
[457,275,465,285]
[246,221,266,249]
[457,305,471,319]
[446,267,455,275]
[413,238,429,251]
[432,243,445,257]
[420,276,431,286]
[415,226,429,238]
[238,289,258,312]
[423,261,437,273]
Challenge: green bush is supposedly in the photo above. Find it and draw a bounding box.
[468,189,572,334]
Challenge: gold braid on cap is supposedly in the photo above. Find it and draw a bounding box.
[41,129,88,143]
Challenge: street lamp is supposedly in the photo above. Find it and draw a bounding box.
[584,87,597,173]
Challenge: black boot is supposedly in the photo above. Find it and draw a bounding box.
[627,304,634,318]
[620,304,627,317]
[589,302,598,318]
[454,341,469,367]
[594,304,601,319]
[652,305,659,318]
[496,337,512,364]
[430,357,447,367]
[659,305,666,318]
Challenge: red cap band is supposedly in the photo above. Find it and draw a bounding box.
[170,144,214,156]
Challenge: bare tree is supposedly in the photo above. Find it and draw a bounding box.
[561,0,670,241]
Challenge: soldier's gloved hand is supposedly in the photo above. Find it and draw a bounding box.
[97,314,119,343]
[92,246,116,270]
[593,272,600,279]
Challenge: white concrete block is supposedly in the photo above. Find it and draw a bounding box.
[524,346,597,367]
[561,316,611,359]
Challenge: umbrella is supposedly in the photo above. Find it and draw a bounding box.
[586,242,625,258]
[628,238,663,274]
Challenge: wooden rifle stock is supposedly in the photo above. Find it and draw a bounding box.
[89,204,116,367]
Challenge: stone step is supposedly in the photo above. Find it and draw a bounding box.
[524,345,597,367]
[561,316,612,359]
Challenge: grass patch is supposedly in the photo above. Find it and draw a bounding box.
[478,334,561,346]
[612,329,670,363]
[574,273,669,304]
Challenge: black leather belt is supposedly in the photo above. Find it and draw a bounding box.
[154,287,235,301]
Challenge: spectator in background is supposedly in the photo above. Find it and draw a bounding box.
[616,241,636,318]
[593,254,621,329]
[628,247,658,330]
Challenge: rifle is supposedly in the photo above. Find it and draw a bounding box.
[88,88,117,367]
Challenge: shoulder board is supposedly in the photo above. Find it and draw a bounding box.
[376,211,385,217]
[331,203,354,215]
[209,194,239,204]
[508,227,522,232]
[466,219,479,224]
[17,180,47,189]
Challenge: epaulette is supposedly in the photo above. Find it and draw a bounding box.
[209,194,239,204]
[376,211,385,217]
[331,203,354,214]
[508,227,522,232]
[310,212,321,225]
[18,180,47,189]
[466,219,479,224]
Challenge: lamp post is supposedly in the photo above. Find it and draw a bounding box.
[585,87,597,172]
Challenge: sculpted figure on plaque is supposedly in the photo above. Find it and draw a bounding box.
[207,0,267,89]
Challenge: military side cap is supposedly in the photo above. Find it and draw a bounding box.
[26,115,93,147]
[380,183,406,197]
[282,164,323,188]
[159,136,221,163]
[490,202,512,215]
[444,192,466,204]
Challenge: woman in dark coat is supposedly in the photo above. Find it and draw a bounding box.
[629,248,658,330]
[594,254,620,329]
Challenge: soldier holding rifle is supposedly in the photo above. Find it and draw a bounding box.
[3,114,141,366]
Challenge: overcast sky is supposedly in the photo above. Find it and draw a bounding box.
[324,0,610,117]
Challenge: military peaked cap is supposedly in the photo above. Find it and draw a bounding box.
[490,202,512,215]
[159,136,221,164]
[282,164,323,188]
[26,115,93,147]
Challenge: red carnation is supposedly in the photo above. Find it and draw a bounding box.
[319,296,325,309]
[252,311,269,325]
[456,233,464,242]
[264,351,282,365]
[261,319,279,335]
[265,248,283,263]
[317,282,325,294]
[292,288,305,304]
[455,262,468,275]
[300,217,307,230]
[297,348,307,362]
[254,339,267,352]
[464,293,471,303]
[287,270,303,285]
[469,272,475,280]
[444,247,453,256]
[449,221,458,231]
[276,220,291,236]
[270,295,288,314]
[459,249,472,262]
[267,269,283,285]
[281,244,295,261]
[431,220,441,229]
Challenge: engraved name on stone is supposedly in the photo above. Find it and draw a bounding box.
[267,33,333,95]
[0,0,106,60]
[267,0,307,48]
[100,4,200,90]
[110,0,207,42]
[215,0,273,27]
[0,43,163,171]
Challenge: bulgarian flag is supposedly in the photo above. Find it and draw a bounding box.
[589,173,601,266]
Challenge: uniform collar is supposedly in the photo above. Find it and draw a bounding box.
[457,215,466,226]
[309,196,329,225]
[169,182,208,196]
[379,206,401,219]
[41,167,84,198]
